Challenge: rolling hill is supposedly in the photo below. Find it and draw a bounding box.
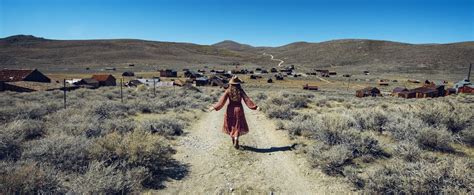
[1,35,473,73]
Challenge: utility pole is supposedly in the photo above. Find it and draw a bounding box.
[120,78,123,103]
[63,79,67,109]
[347,78,351,91]
[468,63,472,81]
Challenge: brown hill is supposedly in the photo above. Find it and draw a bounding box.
[1,35,473,74]
[0,35,268,72]
[267,39,474,72]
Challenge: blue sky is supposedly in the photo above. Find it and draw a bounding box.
[0,0,473,46]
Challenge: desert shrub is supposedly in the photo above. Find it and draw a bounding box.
[384,115,426,142]
[416,127,454,152]
[417,101,472,133]
[103,118,137,134]
[140,117,185,136]
[308,144,353,175]
[362,158,473,194]
[0,161,61,193]
[89,130,174,186]
[459,128,474,146]
[274,120,285,130]
[0,130,21,160]
[63,161,147,194]
[22,135,91,172]
[393,141,422,162]
[268,96,290,105]
[289,95,309,108]
[352,108,389,132]
[90,101,129,120]
[4,119,45,140]
[285,114,319,136]
[264,104,297,120]
[254,92,268,101]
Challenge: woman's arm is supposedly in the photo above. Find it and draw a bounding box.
[242,91,258,110]
[212,91,228,111]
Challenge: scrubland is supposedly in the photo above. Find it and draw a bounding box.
[1,85,473,193]
[0,86,218,193]
[254,89,473,193]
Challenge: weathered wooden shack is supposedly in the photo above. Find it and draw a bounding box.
[356,87,381,97]
[0,69,51,83]
[92,74,116,86]
[160,69,178,77]
[303,84,318,91]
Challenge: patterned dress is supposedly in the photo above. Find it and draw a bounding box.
[213,88,258,137]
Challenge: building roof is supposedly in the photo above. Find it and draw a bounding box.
[80,78,99,84]
[0,69,35,82]
[92,74,115,81]
[411,87,437,93]
[5,81,65,91]
[392,87,408,93]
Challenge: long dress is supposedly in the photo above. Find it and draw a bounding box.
[213,89,258,138]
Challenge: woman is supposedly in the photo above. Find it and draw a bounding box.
[208,76,260,149]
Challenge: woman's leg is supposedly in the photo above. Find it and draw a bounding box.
[234,136,239,149]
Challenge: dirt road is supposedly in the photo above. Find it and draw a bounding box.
[159,107,350,194]
[263,53,285,67]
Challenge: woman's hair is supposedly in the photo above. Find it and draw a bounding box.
[229,84,242,101]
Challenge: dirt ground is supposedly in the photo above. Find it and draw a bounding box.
[157,107,351,194]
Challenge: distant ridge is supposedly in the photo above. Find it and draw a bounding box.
[1,35,473,73]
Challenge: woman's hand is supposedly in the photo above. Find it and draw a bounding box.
[208,106,215,112]
[256,106,262,111]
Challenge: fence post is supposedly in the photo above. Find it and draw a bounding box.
[120,78,123,103]
[63,79,67,109]
[153,77,156,97]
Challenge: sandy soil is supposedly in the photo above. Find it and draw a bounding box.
[158,107,351,194]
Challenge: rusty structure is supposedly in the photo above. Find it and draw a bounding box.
[356,87,382,97]
[159,69,178,77]
[303,84,318,90]
[92,74,116,86]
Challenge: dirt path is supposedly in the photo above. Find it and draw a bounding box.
[263,53,285,67]
[159,107,350,194]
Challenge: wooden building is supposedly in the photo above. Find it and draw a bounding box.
[0,69,51,83]
[92,74,116,86]
[356,87,381,97]
[159,69,178,77]
[303,84,318,91]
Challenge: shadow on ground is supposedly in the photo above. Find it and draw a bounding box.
[240,143,297,153]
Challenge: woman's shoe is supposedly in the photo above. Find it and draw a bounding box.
[234,139,239,149]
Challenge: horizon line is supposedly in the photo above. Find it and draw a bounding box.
[2,34,474,47]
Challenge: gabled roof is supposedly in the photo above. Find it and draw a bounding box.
[92,74,115,81]
[392,87,408,93]
[80,78,99,84]
[411,87,437,93]
[0,69,35,82]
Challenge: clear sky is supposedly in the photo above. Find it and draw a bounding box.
[0,0,473,46]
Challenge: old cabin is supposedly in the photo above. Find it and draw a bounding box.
[184,70,203,79]
[159,69,178,77]
[0,69,51,83]
[194,77,209,86]
[356,87,381,97]
[92,74,116,86]
[75,78,100,88]
[0,69,55,92]
[303,84,318,91]
[398,90,417,99]
[392,87,409,96]
[411,87,438,98]
[270,68,278,73]
[122,71,135,77]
